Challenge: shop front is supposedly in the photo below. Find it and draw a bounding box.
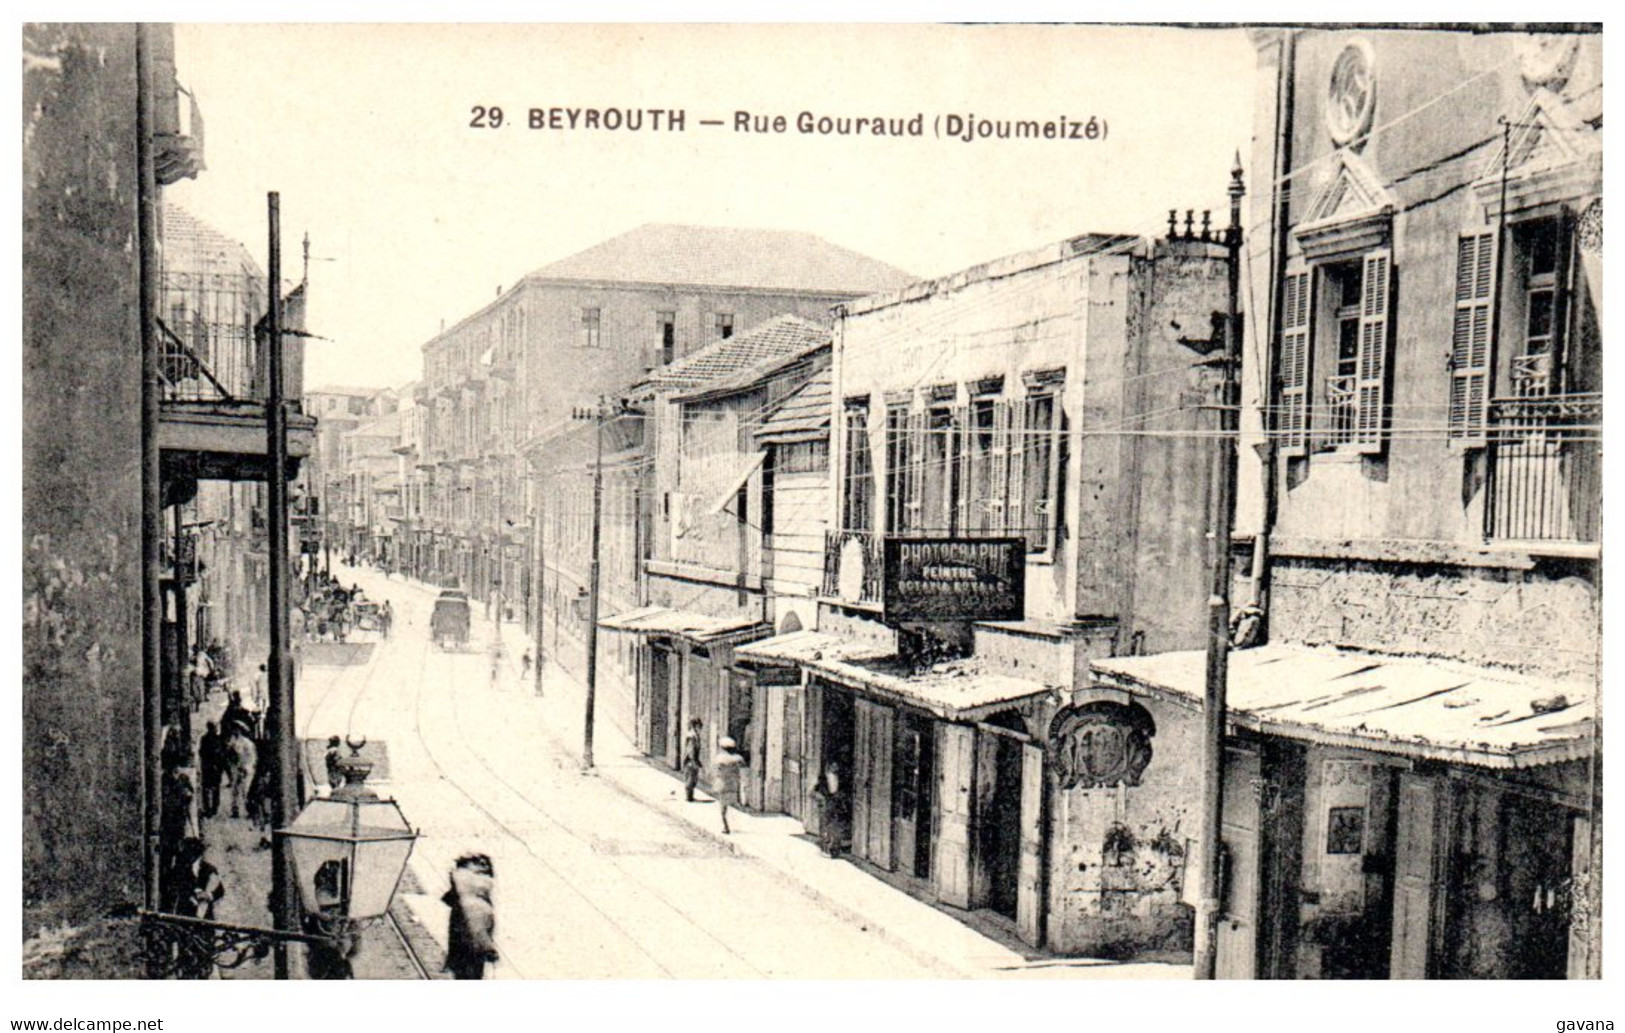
[736,629,1058,947]
[598,605,770,795]
[1093,643,1598,979]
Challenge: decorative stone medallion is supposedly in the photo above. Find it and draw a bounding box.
[1050,701,1155,790]
[1326,40,1377,147]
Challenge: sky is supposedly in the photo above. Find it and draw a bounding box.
[165,23,1257,391]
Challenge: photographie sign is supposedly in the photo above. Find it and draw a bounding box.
[881,537,1025,622]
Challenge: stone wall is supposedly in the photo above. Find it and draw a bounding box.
[22,23,146,940]
[1046,692,1199,958]
[1269,557,1598,683]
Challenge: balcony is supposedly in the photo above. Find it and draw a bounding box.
[157,320,314,499]
[1320,374,1358,449]
[1486,392,1600,545]
[820,529,885,607]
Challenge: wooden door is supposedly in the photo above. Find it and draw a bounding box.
[1568,815,1595,979]
[1216,747,1262,980]
[1014,742,1046,947]
[853,699,895,869]
[970,731,1001,907]
[763,684,785,813]
[1389,772,1441,979]
[935,723,976,908]
[803,683,824,835]
[851,702,873,860]
[781,687,804,821]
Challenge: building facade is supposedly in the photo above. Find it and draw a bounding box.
[1093,27,1601,980]
[732,231,1232,955]
[415,224,913,686]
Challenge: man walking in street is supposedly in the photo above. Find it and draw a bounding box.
[681,717,704,803]
[713,736,745,835]
[198,720,226,820]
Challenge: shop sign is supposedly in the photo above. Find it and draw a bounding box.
[881,537,1024,622]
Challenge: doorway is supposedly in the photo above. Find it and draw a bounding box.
[648,645,675,768]
[891,710,936,881]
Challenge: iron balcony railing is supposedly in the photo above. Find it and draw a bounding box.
[821,528,885,604]
[1321,374,1358,449]
[1486,391,1601,544]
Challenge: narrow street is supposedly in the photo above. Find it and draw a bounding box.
[296,565,961,979]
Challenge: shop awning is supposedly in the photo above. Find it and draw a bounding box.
[597,605,769,646]
[704,451,766,516]
[738,631,1058,721]
[1091,643,1595,770]
[734,630,893,668]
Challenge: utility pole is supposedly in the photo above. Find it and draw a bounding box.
[1194,156,1245,981]
[264,193,300,978]
[135,22,164,921]
[577,398,607,769]
[530,457,547,695]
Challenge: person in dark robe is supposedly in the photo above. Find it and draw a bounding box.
[441,853,498,979]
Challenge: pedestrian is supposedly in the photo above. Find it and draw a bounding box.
[681,718,704,803]
[198,720,226,819]
[224,725,257,820]
[713,736,745,835]
[442,854,498,980]
[173,837,224,979]
[488,638,505,687]
[812,762,849,858]
[324,735,345,793]
[221,690,253,740]
[251,662,268,712]
[520,649,532,680]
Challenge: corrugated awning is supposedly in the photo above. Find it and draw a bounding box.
[1091,643,1595,770]
[737,630,1057,720]
[597,606,769,646]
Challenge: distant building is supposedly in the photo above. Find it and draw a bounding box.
[412,223,914,663]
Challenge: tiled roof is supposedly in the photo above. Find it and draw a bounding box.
[526,223,915,294]
[161,203,264,280]
[756,367,831,442]
[647,314,829,393]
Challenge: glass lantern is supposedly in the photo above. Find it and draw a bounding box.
[279,758,417,924]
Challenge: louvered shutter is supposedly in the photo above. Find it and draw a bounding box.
[905,408,926,534]
[1448,232,1496,446]
[1354,248,1394,453]
[1007,400,1027,539]
[952,405,970,535]
[989,400,1012,533]
[1278,263,1314,453]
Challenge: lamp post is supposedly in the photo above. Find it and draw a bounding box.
[278,740,419,979]
[139,739,417,979]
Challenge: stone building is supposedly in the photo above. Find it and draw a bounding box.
[419,224,913,684]
[1093,27,1601,979]
[601,315,833,804]
[734,231,1231,955]
[24,24,311,974]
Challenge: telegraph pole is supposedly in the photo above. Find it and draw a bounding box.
[265,193,300,978]
[1194,156,1245,981]
[578,397,607,770]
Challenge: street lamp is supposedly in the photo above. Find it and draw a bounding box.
[277,741,418,977]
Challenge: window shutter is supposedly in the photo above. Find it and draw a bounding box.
[953,405,970,535]
[1007,399,1027,539]
[1448,232,1495,446]
[905,408,926,534]
[989,400,1012,534]
[1354,248,1394,453]
[1278,263,1314,453]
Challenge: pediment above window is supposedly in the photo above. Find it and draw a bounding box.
[1474,89,1602,221]
[1291,150,1395,262]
